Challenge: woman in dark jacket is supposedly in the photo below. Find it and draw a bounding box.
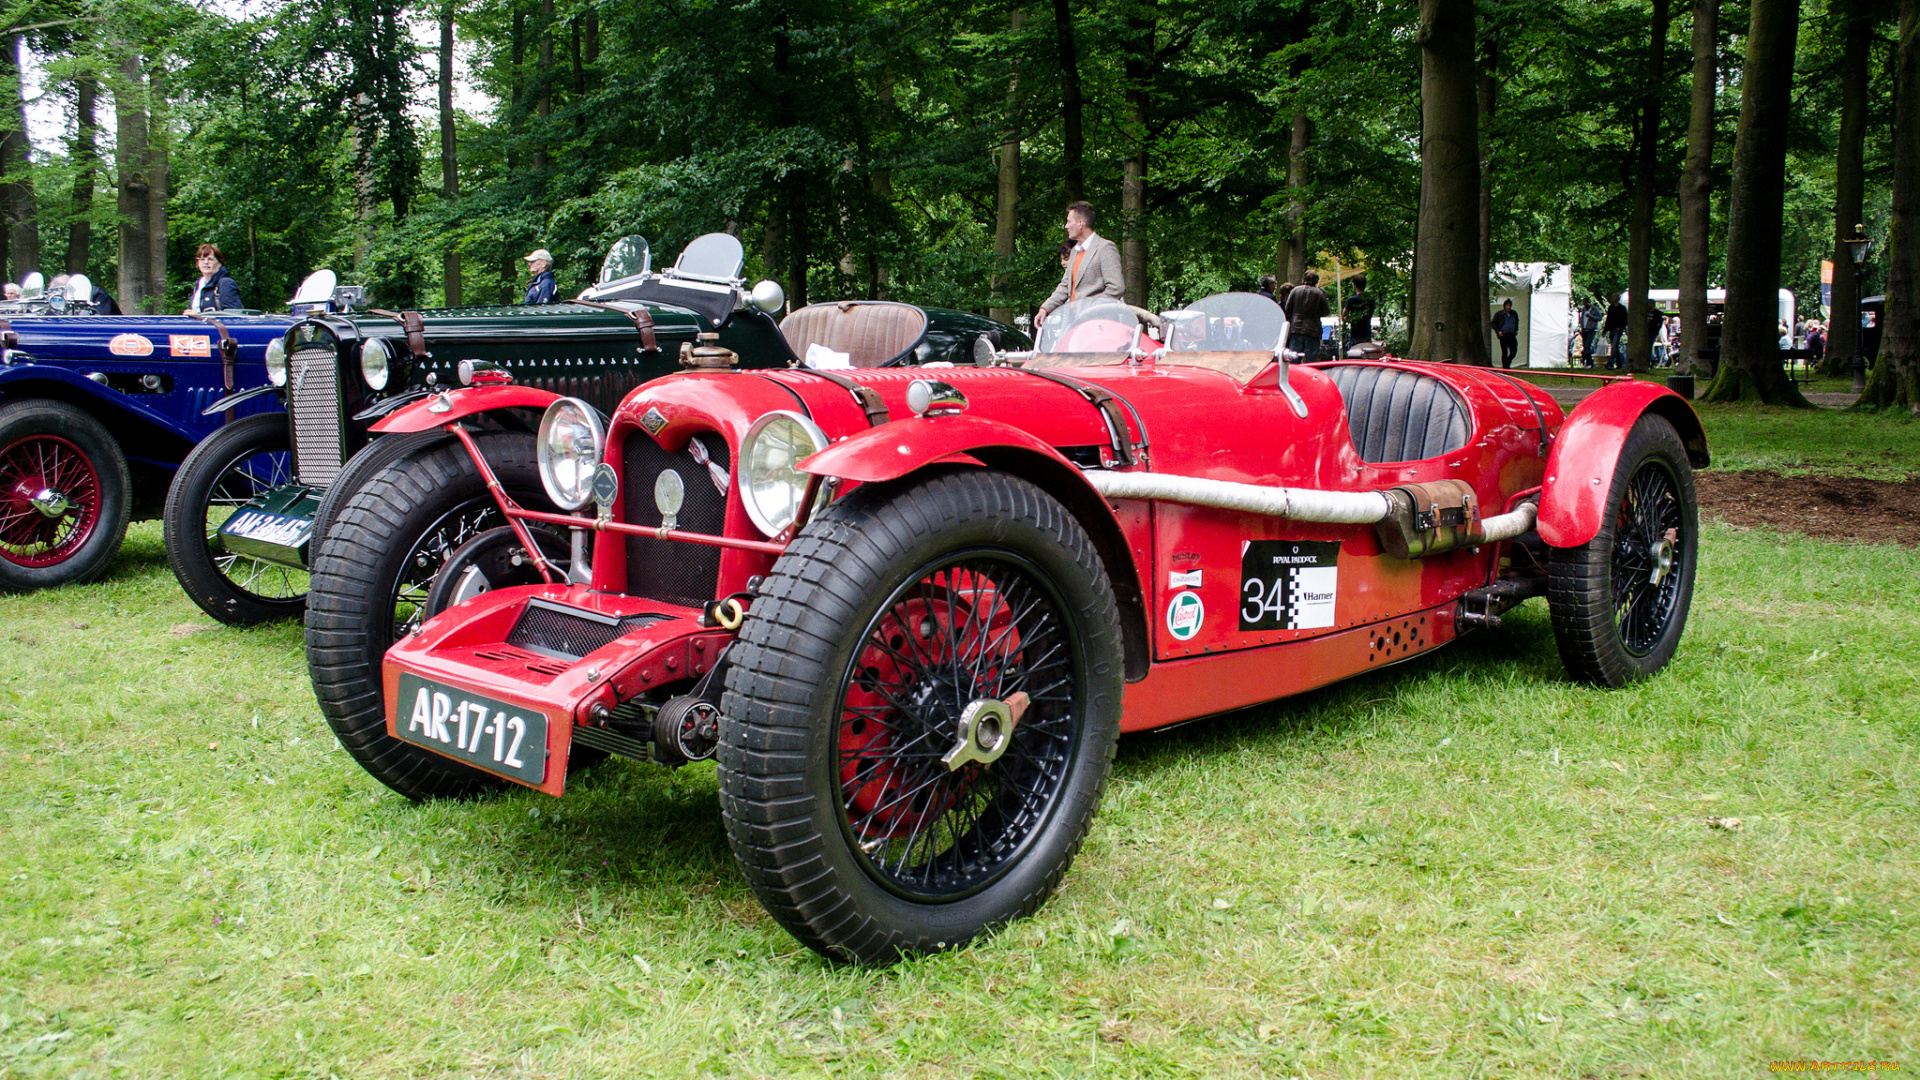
[185,244,244,312]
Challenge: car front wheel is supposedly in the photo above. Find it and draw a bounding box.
[1547,413,1700,686]
[720,469,1123,963]
[305,433,560,800]
[0,399,131,593]
[162,412,307,625]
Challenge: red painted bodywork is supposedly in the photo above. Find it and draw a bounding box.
[1536,380,1708,548]
[369,385,564,433]
[383,353,1707,792]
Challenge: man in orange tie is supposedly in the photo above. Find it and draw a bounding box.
[1034,201,1125,329]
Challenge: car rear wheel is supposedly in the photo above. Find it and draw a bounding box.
[1547,414,1699,687]
[163,413,307,625]
[306,433,559,800]
[720,469,1123,963]
[0,399,130,593]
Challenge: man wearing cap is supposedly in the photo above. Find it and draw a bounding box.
[523,249,557,305]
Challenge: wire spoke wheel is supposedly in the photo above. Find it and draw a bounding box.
[0,433,101,567]
[164,413,310,624]
[205,440,303,603]
[388,499,511,643]
[1610,459,1685,656]
[1548,414,1699,687]
[721,469,1123,963]
[835,553,1081,901]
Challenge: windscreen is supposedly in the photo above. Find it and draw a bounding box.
[1034,298,1145,353]
[674,233,745,283]
[599,236,652,283]
[1160,292,1286,354]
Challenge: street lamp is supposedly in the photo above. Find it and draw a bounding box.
[1845,224,1874,393]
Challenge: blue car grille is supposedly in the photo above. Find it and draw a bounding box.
[622,433,729,608]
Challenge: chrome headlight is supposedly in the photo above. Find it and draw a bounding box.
[537,398,605,511]
[264,337,288,387]
[740,410,829,537]
[360,337,394,391]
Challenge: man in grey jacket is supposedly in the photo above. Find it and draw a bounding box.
[1035,201,1125,328]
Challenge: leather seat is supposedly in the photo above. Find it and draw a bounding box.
[1323,364,1471,464]
[779,301,929,368]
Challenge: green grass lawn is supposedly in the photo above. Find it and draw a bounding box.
[3,405,1917,1078]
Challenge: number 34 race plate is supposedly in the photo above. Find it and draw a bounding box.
[393,673,549,786]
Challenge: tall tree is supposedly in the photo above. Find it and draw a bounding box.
[440,0,461,307]
[1053,0,1084,204]
[1823,0,1877,375]
[1676,0,1718,377]
[115,53,154,312]
[1477,32,1497,344]
[66,74,97,275]
[1281,3,1313,283]
[147,69,168,312]
[1625,0,1671,373]
[1703,0,1808,403]
[1119,0,1153,308]
[1856,0,1918,410]
[1,36,38,281]
[990,8,1023,324]
[1410,0,1488,365]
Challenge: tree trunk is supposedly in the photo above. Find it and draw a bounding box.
[1677,0,1718,376]
[1410,0,1488,366]
[1119,3,1153,309]
[441,1,461,308]
[1703,0,1809,404]
[66,76,96,276]
[503,3,525,304]
[1855,0,1918,411]
[1478,33,1496,354]
[115,54,152,314]
[1,37,37,282]
[1284,110,1309,282]
[1824,0,1874,375]
[1053,0,1084,204]
[534,0,552,178]
[1627,0,1672,373]
[989,12,1023,323]
[147,70,168,313]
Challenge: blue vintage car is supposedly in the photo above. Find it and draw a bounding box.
[0,273,327,592]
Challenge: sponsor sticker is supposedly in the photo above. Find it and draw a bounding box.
[1165,590,1204,641]
[169,335,212,357]
[640,406,668,435]
[108,333,154,357]
[1240,539,1340,631]
[1169,569,1203,590]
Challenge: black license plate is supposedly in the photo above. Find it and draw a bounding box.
[394,673,549,786]
[219,508,313,549]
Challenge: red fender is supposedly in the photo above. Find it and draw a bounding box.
[370,385,565,434]
[799,413,1083,484]
[1537,380,1710,548]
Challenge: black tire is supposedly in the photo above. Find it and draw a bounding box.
[309,430,451,550]
[0,399,131,593]
[305,433,556,800]
[1548,414,1699,686]
[719,470,1123,963]
[162,413,307,625]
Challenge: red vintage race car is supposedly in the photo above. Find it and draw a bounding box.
[308,292,1707,963]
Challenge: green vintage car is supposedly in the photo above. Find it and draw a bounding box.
[161,233,1027,628]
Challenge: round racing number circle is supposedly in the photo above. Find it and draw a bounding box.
[1165,590,1204,640]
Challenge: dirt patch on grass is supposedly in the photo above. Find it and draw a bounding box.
[1699,469,1920,547]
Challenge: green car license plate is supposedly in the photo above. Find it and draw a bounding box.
[394,673,549,786]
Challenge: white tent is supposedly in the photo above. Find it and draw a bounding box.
[1491,262,1573,368]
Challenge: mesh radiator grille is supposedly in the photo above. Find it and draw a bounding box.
[505,599,672,661]
[287,344,345,486]
[623,433,730,608]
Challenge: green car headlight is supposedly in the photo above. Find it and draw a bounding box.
[264,337,288,387]
[360,338,393,391]
[537,397,605,511]
[740,410,829,537]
